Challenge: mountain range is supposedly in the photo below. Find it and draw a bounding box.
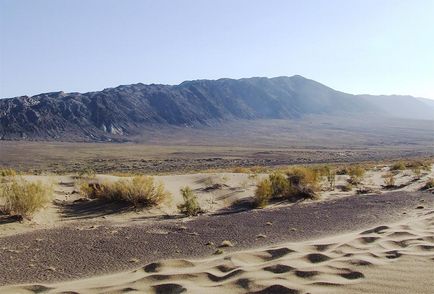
[0,75,433,142]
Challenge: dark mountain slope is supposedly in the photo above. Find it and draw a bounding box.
[0,75,431,142]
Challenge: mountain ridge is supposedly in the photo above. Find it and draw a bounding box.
[1,75,433,142]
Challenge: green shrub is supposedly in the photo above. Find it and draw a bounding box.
[80,176,170,207]
[254,178,273,208]
[178,186,203,216]
[0,178,53,219]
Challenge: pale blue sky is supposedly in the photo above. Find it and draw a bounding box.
[1,0,433,99]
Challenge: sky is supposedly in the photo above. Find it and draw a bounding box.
[0,0,433,99]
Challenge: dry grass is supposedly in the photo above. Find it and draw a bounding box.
[0,168,17,177]
[80,176,170,207]
[254,178,273,208]
[254,167,321,207]
[382,172,396,187]
[391,161,406,171]
[0,178,53,219]
[348,165,366,185]
[178,186,203,216]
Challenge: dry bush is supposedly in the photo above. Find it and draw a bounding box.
[80,176,170,207]
[348,166,366,185]
[0,178,53,219]
[0,168,17,177]
[286,167,321,195]
[382,172,396,187]
[315,165,336,190]
[254,178,273,208]
[178,186,203,216]
[254,167,321,207]
[76,168,96,180]
[269,172,290,198]
[390,161,406,171]
[232,167,250,173]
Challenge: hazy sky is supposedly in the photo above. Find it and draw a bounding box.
[1,0,433,99]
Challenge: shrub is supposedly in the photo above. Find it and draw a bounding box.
[0,168,17,177]
[254,178,273,208]
[348,166,366,185]
[391,162,406,171]
[269,172,290,198]
[286,167,321,196]
[382,172,395,187]
[80,176,170,207]
[0,178,53,219]
[178,186,203,216]
[316,165,336,190]
[254,167,321,207]
[77,168,96,179]
[232,167,250,173]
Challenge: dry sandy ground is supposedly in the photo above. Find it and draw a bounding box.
[1,164,433,237]
[0,165,433,293]
[1,203,433,293]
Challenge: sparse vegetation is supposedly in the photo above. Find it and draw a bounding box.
[254,178,273,208]
[383,172,396,188]
[348,166,366,185]
[391,161,406,171]
[254,167,321,207]
[0,168,17,177]
[316,165,336,190]
[0,178,53,219]
[77,168,96,179]
[178,186,203,216]
[80,176,170,207]
[232,167,250,173]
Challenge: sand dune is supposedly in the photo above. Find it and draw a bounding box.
[2,208,433,294]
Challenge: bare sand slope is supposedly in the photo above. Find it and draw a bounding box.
[0,191,432,293]
[1,205,433,293]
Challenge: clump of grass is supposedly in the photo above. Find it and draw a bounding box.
[0,168,17,177]
[254,167,321,207]
[348,166,366,185]
[0,178,53,219]
[232,167,250,173]
[382,172,396,188]
[316,165,336,190]
[390,161,406,171]
[77,167,96,180]
[178,186,203,216]
[80,176,170,207]
[254,178,273,208]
